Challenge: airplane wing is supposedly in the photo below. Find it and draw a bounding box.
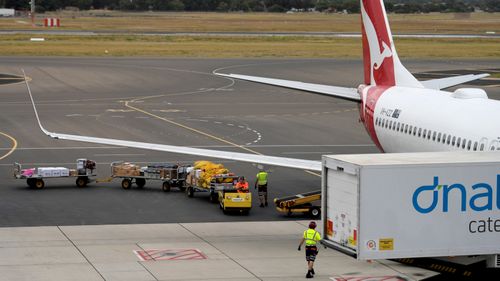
[215,72,361,102]
[421,73,490,90]
[23,70,321,172]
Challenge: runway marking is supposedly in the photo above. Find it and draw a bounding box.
[65,114,83,117]
[0,131,18,161]
[152,109,185,113]
[106,109,135,112]
[125,101,264,156]
[94,153,145,157]
[0,144,375,151]
[111,115,125,118]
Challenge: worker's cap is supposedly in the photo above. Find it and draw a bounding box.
[309,221,317,229]
[238,176,245,181]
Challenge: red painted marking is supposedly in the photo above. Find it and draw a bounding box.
[362,0,395,86]
[135,249,207,261]
[362,86,390,152]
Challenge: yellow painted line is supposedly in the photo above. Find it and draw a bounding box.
[125,101,321,177]
[0,131,18,161]
[125,101,262,155]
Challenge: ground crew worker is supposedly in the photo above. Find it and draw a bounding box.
[234,176,249,193]
[298,221,321,278]
[254,169,268,207]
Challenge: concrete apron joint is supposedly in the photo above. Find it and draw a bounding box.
[56,226,106,281]
[179,223,264,281]
[135,243,160,281]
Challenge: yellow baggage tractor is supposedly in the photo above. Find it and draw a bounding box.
[274,190,321,218]
[218,185,252,215]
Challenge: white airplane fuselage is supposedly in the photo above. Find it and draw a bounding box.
[360,86,500,153]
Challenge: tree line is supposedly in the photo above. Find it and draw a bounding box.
[2,0,499,13]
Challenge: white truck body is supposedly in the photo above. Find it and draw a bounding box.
[0,9,15,17]
[321,152,500,260]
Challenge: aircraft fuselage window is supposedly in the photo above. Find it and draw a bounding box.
[473,142,478,151]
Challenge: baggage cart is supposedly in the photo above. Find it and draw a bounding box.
[13,158,96,189]
[109,161,192,191]
[185,173,239,203]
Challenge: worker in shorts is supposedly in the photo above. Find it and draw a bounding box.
[298,221,321,278]
[254,168,268,207]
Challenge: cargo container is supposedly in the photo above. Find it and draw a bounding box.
[321,152,500,267]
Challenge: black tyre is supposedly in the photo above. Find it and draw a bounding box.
[162,181,171,192]
[34,179,45,189]
[209,190,218,203]
[27,178,36,188]
[178,183,186,192]
[136,178,146,189]
[76,177,88,188]
[121,179,132,189]
[187,186,194,197]
[309,207,321,218]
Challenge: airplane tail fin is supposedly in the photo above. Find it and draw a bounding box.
[361,0,422,88]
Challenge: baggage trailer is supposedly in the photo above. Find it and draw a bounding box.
[185,173,239,202]
[321,152,500,277]
[14,158,96,189]
[109,162,192,191]
[274,190,321,218]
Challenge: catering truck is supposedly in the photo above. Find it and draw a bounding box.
[321,152,500,275]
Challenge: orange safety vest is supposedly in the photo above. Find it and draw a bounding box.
[235,182,249,193]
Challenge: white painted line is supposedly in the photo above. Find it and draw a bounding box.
[65,114,83,117]
[238,125,245,128]
[135,116,150,119]
[93,153,146,157]
[111,115,125,118]
[214,121,222,124]
[282,151,335,155]
[227,124,234,126]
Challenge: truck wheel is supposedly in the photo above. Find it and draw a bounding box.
[136,178,146,189]
[35,179,45,189]
[162,181,171,192]
[187,186,194,198]
[76,177,88,188]
[27,178,36,188]
[121,179,132,189]
[309,207,321,218]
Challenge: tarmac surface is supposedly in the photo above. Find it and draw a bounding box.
[0,57,499,227]
[1,57,499,280]
[0,221,441,281]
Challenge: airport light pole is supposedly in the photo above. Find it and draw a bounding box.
[29,0,35,26]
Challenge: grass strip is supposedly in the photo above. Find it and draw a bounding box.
[0,35,498,58]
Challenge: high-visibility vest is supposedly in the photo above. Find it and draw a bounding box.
[256,171,268,185]
[303,229,321,246]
